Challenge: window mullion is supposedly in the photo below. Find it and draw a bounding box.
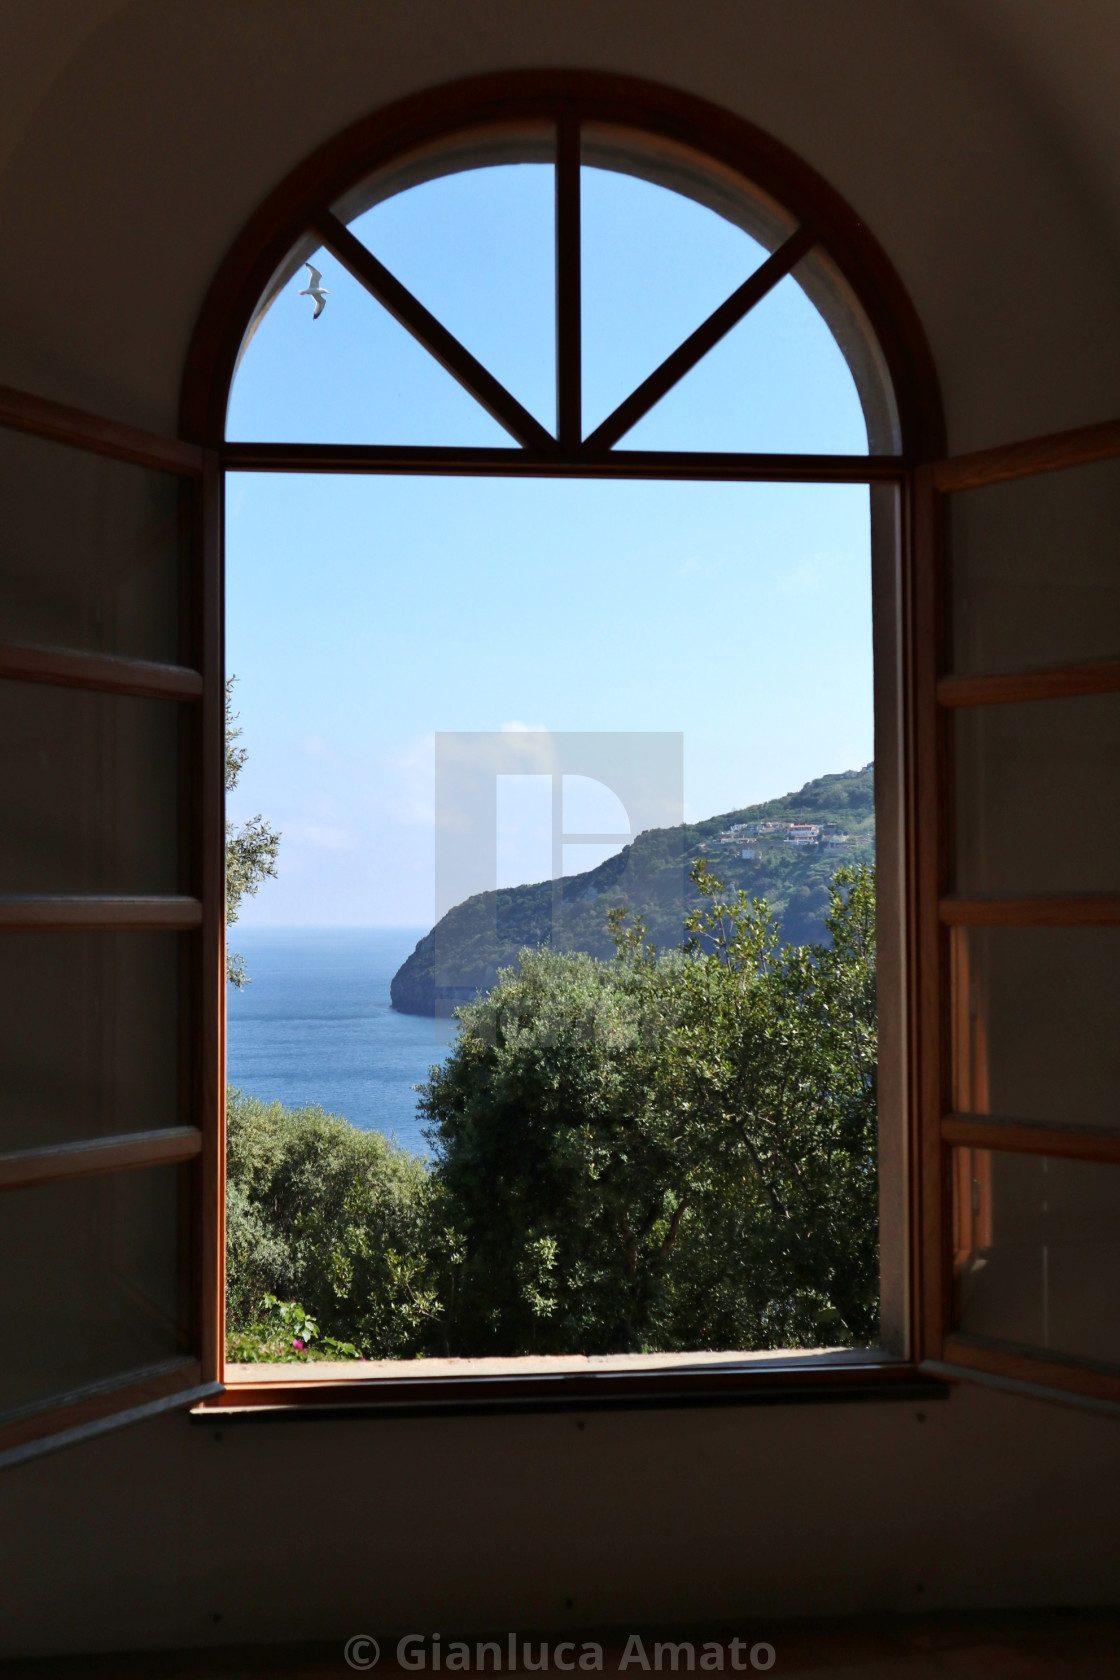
[555,111,581,454]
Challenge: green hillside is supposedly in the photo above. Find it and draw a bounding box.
[390,764,874,1016]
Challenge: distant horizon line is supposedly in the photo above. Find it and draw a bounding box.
[231,923,432,931]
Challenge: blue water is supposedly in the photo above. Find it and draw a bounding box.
[226,927,453,1157]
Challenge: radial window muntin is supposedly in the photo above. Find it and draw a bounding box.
[223,113,903,463]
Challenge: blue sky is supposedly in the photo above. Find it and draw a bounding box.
[225,164,873,927]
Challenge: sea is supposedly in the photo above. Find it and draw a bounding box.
[226,927,454,1157]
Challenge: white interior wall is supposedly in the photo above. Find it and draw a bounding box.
[2,1,1119,1656]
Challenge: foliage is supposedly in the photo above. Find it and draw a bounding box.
[417,862,878,1356]
[226,1293,363,1362]
[225,1089,445,1360]
[225,677,280,987]
[226,865,878,1362]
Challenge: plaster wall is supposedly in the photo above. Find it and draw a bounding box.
[0,0,1119,450]
[2,2,1119,1657]
[4,1384,1120,1656]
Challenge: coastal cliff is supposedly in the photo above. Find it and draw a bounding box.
[391,764,874,1016]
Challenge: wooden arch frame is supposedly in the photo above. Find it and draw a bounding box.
[179,70,957,1417]
[181,70,944,461]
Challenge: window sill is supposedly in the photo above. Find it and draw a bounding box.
[193,1348,946,1421]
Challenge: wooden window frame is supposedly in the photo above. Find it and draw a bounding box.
[4,74,1113,1440]
[0,383,224,1466]
[913,418,1120,1414]
[6,70,1002,1453]
[172,70,963,1421]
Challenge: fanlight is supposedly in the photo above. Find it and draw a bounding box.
[226,125,898,457]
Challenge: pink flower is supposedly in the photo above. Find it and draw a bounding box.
[292,1338,305,1350]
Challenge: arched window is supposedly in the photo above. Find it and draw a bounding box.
[206,77,921,1384]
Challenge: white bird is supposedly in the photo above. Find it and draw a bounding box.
[299,263,329,319]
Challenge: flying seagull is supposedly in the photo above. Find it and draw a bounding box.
[299,263,329,319]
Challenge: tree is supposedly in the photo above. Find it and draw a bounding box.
[658,860,879,1348]
[225,676,280,986]
[224,861,879,1362]
[225,1089,441,1358]
[417,862,878,1356]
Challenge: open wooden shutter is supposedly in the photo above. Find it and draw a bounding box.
[0,385,223,1465]
[912,416,1120,1411]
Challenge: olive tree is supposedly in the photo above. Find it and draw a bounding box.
[419,863,878,1356]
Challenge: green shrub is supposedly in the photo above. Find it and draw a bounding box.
[226,1293,362,1362]
[225,1091,444,1360]
[226,864,878,1362]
